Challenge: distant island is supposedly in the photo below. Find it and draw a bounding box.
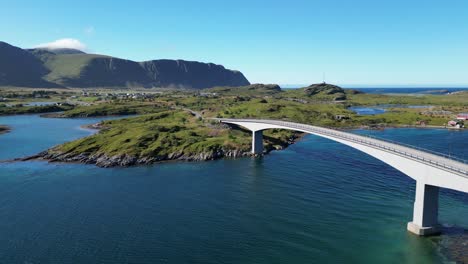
[0,41,250,89]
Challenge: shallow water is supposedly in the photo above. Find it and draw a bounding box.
[0,115,467,263]
[348,104,432,115]
[348,106,387,115]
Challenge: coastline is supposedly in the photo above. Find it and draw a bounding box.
[19,137,299,168]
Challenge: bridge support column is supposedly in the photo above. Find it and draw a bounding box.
[407,181,440,236]
[252,130,263,155]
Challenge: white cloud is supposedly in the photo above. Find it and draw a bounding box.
[34,38,87,51]
[84,26,95,35]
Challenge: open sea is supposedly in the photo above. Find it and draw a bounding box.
[349,87,468,95]
[281,85,468,95]
[0,114,467,263]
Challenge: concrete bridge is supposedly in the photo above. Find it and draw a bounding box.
[219,118,468,236]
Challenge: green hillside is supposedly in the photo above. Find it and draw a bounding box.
[0,42,58,87]
[283,83,347,101]
[43,54,110,80]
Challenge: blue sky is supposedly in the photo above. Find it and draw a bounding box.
[1,0,467,87]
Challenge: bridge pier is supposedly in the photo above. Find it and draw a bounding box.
[252,130,263,155]
[407,181,440,236]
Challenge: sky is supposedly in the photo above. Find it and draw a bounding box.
[1,0,467,87]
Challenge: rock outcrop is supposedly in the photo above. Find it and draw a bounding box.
[141,60,250,89]
[23,148,252,168]
[303,83,347,101]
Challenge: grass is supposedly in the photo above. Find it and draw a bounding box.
[59,101,168,117]
[0,104,74,116]
[42,54,110,83]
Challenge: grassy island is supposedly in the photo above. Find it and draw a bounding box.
[40,110,298,167]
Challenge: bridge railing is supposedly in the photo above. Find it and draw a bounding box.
[340,129,466,163]
[220,118,468,176]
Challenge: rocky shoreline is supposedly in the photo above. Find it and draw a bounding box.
[18,131,300,168]
[20,148,252,168]
[20,145,291,168]
[0,125,11,135]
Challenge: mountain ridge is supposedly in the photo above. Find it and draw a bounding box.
[0,41,250,89]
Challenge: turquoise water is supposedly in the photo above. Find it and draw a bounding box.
[0,115,467,263]
[348,106,387,115]
[347,88,468,94]
[348,105,432,115]
[25,102,58,106]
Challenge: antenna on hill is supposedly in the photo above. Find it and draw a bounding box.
[322,72,326,84]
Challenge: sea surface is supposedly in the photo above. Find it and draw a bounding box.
[281,86,468,95]
[348,104,432,115]
[0,115,467,263]
[349,88,468,95]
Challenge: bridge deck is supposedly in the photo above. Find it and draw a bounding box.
[219,119,468,177]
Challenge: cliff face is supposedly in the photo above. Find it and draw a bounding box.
[140,60,250,89]
[0,41,250,89]
[63,57,153,88]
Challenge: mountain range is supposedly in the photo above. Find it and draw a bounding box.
[0,41,250,89]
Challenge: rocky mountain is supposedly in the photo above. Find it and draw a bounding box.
[0,41,250,89]
[302,83,347,100]
[140,60,249,89]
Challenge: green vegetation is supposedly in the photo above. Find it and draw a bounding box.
[0,104,73,116]
[205,84,282,96]
[282,83,347,101]
[42,54,110,83]
[56,102,167,117]
[56,111,249,157]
